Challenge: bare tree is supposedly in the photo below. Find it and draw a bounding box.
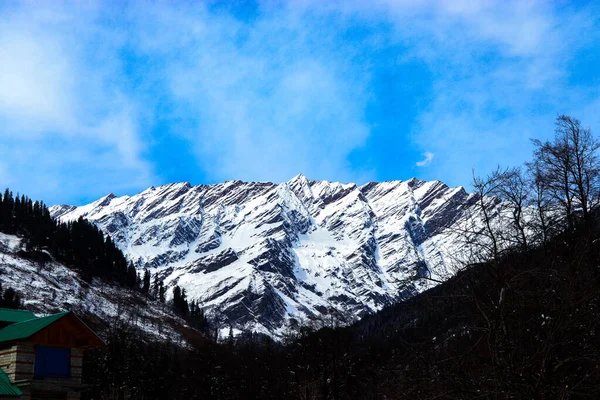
[555,115,600,222]
[495,167,530,250]
[531,135,574,231]
[472,166,511,265]
[531,115,600,231]
[525,158,552,245]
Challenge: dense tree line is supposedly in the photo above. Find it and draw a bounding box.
[0,190,136,286]
[172,284,211,333]
[78,115,600,399]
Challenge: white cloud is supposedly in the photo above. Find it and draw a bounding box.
[246,0,598,186]
[416,152,434,167]
[128,3,372,183]
[368,0,598,187]
[0,32,75,130]
[0,2,375,202]
[0,3,152,203]
[0,0,598,204]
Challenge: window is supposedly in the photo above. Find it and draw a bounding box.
[34,346,71,379]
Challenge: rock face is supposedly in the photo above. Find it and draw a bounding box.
[50,175,483,336]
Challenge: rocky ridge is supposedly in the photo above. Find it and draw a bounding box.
[50,175,486,336]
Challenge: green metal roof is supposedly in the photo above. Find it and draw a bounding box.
[0,308,37,323]
[0,311,70,344]
[0,369,22,397]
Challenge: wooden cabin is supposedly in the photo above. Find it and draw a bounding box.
[0,309,104,400]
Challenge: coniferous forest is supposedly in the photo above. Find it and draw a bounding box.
[1,115,599,399]
[0,189,133,285]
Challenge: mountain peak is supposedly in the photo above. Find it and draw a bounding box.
[96,193,117,207]
[290,173,306,180]
[50,176,483,337]
[287,173,309,185]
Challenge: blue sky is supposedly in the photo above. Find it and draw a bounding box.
[1,0,599,206]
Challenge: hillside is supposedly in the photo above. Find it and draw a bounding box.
[0,189,207,346]
[0,231,192,344]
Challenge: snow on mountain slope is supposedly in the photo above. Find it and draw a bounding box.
[50,175,487,336]
[0,232,188,344]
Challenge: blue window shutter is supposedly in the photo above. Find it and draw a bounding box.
[34,347,71,378]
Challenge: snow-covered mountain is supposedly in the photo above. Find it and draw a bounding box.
[50,175,485,336]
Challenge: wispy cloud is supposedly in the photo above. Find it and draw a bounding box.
[0,3,152,203]
[416,152,434,167]
[0,1,598,204]
[125,0,599,190]
[372,0,599,186]
[128,2,372,183]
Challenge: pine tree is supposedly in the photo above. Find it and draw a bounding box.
[151,273,161,298]
[173,285,181,308]
[172,285,189,315]
[1,287,22,309]
[0,189,14,232]
[142,269,151,294]
[158,281,165,303]
[181,288,188,315]
[228,325,234,346]
[126,263,137,288]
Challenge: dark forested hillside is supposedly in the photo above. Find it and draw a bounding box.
[78,212,600,399]
[0,189,132,285]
